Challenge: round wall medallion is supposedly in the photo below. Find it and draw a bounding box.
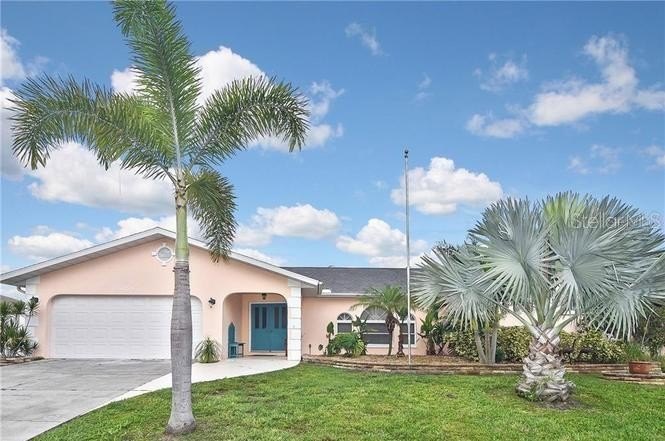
[152,243,174,266]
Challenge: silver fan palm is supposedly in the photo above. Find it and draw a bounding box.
[413,193,665,402]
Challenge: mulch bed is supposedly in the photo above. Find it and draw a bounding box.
[303,354,628,375]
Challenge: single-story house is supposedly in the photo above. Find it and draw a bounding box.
[0,228,425,361]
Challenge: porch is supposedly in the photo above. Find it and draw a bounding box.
[221,290,302,361]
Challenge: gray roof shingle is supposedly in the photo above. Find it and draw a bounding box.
[282,267,411,294]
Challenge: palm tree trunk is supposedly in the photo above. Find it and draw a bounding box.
[516,328,574,403]
[473,330,488,364]
[386,320,394,356]
[166,191,196,435]
[396,324,405,357]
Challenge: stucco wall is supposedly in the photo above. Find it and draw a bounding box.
[32,239,294,357]
[301,296,427,356]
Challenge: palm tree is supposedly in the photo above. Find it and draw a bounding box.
[9,1,308,434]
[353,285,407,356]
[414,193,665,402]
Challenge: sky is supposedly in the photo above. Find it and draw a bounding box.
[1,1,664,273]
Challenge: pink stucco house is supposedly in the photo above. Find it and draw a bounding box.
[0,228,424,361]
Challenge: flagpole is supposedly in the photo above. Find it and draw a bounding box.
[404,148,412,366]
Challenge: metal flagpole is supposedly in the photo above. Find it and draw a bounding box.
[404,148,412,366]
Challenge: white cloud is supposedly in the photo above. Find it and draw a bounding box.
[110,67,139,94]
[415,73,432,102]
[255,81,344,150]
[196,46,264,103]
[336,218,428,267]
[234,224,272,247]
[643,145,665,169]
[94,215,203,242]
[28,142,173,215]
[391,156,503,215]
[0,29,47,85]
[8,231,93,262]
[234,204,341,247]
[528,35,664,126]
[467,35,665,138]
[567,156,589,175]
[475,53,528,92]
[1,87,25,180]
[568,144,621,175]
[345,22,382,56]
[233,248,285,266]
[466,113,525,138]
[1,29,25,82]
[114,48,343,151]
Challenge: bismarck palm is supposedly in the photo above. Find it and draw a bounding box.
[10,0,308,434]
[414,192,665,402]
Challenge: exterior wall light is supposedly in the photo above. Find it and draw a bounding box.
[208,297,216,307]
[261,293,267,300]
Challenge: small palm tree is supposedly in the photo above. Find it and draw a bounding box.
[353,285,407,356]
[414,193,665,402]
[9,1,308,434]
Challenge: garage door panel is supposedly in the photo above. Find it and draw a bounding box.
[51,295,202,359]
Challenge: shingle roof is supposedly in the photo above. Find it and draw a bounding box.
[283,267,411,294]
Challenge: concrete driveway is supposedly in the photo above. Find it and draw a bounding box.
[0,359,171,441]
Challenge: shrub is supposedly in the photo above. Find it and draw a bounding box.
[497,327,531,362]
[0,298,39,358]
[195,337,221,363]
[444,328,479,361]
[445,327,531,362]
[621,342,651,362]
[326,332,365,357]
[445,326,625,364]
[560,330,624,363]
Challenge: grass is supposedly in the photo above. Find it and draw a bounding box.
[37,364,664,441]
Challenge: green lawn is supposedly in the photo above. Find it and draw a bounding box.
[37,364,664,441]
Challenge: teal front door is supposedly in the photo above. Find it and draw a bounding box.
[251,303,287,352]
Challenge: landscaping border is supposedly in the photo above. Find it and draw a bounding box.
[302,355,627,375]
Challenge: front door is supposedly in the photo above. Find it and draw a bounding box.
[251,303,287,352]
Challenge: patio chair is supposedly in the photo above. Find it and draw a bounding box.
[227,323,244,358]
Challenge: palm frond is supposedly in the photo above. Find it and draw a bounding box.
[185,169,236,261]
[470,197,551,308]
[113,0,200,152]
[189,76,309,168]
[548,194,665,316]
[10,75,173,180]
[413,246,497,329]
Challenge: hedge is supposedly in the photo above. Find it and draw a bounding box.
[445,327,625,364]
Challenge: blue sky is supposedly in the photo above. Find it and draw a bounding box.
[1,1,664,271]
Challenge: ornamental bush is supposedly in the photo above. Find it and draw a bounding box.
[559,330,624,363]
[496,327,531,362]
[326,332,365,357]
[445,326,625,364]
[444,328,479,361]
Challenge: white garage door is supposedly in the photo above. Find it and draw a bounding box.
[51,295,202,359]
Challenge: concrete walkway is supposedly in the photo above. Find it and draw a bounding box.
[112,356,299,401]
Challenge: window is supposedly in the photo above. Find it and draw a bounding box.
[399,313,417,345]
[336,312,353,333]
[360,307,390,345]
[359,308,417,346]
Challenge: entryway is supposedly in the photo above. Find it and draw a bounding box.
[251,303,287,352]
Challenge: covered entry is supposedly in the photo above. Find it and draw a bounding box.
[250,303,287,352]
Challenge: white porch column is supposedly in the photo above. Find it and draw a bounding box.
[286,279,302,361]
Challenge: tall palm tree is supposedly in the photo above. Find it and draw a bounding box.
[9,0,308,434]
[414,193,665,402]
[353,285,407,356]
